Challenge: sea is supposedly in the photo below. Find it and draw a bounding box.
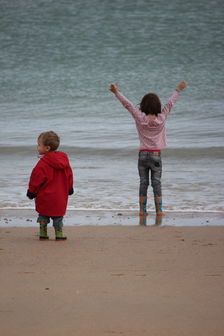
[0,0,224,217]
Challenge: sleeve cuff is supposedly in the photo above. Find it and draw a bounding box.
[69,188,74,196]
[26,190,36,199]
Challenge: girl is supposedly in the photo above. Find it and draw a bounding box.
[109,81,187,216]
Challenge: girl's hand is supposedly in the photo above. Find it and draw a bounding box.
[176,81,187,92]
[109,83,119,94]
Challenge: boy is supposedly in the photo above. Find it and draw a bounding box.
[27,131,73,240]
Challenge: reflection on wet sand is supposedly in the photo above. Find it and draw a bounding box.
[155,215,163,226]
[139,214,163,226]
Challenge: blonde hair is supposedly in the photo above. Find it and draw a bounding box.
[38,131,60,151]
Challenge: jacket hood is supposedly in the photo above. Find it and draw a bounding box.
[41,152,70,169]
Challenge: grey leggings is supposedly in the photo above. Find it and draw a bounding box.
[37,214,63,231]
[138,151,162,197]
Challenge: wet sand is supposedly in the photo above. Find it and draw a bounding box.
[1,208,224,227]
[0,211,224,335]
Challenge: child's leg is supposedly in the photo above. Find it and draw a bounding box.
[37,214,50,240]
[150,155,164,216]
[154,196,164,216]
[52,216,67,240]
[138,152,150,215]
[151,168,162,198]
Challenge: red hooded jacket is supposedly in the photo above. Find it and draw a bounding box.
[27,152,73,217]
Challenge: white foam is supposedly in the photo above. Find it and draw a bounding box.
[0,206,223,214]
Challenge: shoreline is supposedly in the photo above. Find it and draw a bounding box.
[0,225,224,335]
[0,208,224,227]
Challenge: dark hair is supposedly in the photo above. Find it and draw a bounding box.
[38,131,60,151]
[140,93,161,116]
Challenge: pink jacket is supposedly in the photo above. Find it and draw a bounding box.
[115,90,179,150]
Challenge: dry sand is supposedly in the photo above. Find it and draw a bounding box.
[0,212,224,335]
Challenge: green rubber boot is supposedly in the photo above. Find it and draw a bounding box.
[39,222,49,240]
[154,196,165,216]
[55,229,67,241]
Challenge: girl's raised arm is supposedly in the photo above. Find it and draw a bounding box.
[162,81,187,118]
[109,83,142,121]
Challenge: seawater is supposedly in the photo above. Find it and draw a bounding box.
[0,0,224,213]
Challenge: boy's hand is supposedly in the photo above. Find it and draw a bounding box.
[109,83,119,94]
[176,81,187,92]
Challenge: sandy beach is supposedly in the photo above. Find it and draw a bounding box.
[0,210,224,335]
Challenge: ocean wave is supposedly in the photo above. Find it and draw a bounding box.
[0,145,223,159]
